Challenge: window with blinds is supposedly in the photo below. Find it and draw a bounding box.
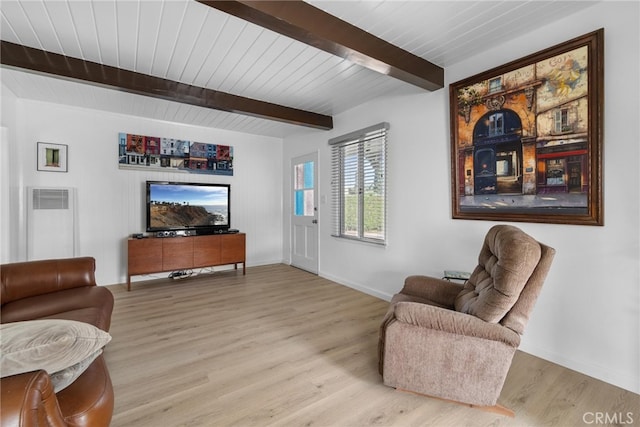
[330,123,388,245]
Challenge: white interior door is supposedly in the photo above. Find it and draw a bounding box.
[291,153,318,274]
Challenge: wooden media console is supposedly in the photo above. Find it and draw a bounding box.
[127,233,246,291]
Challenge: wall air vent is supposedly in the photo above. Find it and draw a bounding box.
[27,187,77,260]
[32,188,70,210]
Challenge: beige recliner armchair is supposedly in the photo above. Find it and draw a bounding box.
[378,225,555,412]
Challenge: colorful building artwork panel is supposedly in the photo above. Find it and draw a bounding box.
[118,132,234,176]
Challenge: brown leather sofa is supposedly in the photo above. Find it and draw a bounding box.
[1,257,115,427]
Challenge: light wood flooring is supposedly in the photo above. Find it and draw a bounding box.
[104,264,638,426]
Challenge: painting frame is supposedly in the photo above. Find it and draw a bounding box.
[37,142,68,173]
[449,29,604,226]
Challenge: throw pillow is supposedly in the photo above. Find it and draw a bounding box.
[0,319,111,392]
[49,348,103,392]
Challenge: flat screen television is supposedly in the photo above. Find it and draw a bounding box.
[146,181,230,234]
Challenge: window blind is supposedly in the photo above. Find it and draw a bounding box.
[330,123,388,245]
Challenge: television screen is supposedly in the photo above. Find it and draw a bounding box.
[146,181,230,233]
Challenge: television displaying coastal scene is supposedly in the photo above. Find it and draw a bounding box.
[147,182,230,230]
[118,133,233,176]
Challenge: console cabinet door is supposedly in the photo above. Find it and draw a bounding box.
[162,238,194,270]
[193,235,222,268]
[128,239,162,275]
[220,234,246,264]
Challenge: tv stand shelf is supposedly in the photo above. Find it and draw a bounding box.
[127,233,245,291]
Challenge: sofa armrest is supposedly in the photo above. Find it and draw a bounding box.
[400,275,463,308]
[1,370,67,427]
[393,301,520,347]
[1,258,96,305]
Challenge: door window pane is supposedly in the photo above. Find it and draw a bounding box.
[294,161,314,216]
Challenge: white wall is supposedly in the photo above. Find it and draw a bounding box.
[283,2,639,394]
[1,84,18,263]
[4,99,284,285]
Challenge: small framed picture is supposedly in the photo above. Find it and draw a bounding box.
[37,142,68,172]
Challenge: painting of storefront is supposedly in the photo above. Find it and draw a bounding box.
[449,30,603,225]
[186,156,209,171]
[455,66,539,198]
[535,49,589,195]
[123,134,148,166]
[455,47,589,199]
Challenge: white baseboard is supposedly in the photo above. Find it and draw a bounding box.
[519,342,639,394]
[318,271,392,302]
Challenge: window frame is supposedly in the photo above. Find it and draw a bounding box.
[488,77,503,93]
[554,108,570,133]
[488,112,504,136]
[330,123,388,246]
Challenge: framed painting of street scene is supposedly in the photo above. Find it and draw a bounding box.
[449,29,603,225]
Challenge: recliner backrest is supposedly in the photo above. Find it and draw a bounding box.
[500,242,555,334]
[454,225,551,332]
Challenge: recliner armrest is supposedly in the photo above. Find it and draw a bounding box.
[393,301,520,347]
[1,370,67,427]
[401,275,463,308]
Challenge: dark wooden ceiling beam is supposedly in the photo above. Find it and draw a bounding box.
[198,0,444,91]
[0,40,333,130]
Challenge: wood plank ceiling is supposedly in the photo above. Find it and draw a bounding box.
[0,0,598,138]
